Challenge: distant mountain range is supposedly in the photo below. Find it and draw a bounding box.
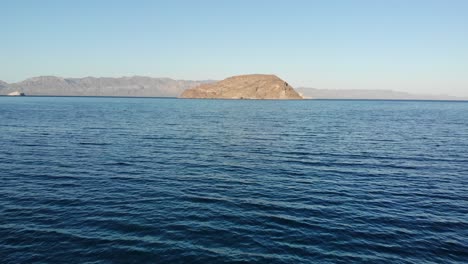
[0,80,9,89]
[1,76,466,100]
[0,76,211,97]
[296,88,466,100]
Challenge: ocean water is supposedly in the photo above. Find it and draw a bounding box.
[0,97,467,263]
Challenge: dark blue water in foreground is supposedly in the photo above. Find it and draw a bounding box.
[1,97,467,263]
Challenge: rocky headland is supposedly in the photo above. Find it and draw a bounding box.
[180,74,303,100]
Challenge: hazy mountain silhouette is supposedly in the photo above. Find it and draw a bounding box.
[1,76,465,100]
[297,88,465,100]
[0,76,211,97]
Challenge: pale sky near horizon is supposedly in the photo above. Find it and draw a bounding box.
[1,0,467,96]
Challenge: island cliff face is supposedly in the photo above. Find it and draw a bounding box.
[180,74,303,99]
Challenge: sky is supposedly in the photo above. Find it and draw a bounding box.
[1,0,467,96]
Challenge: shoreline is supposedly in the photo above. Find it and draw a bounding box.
[1,95,467,102]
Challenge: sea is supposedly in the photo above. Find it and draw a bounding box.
[1,97,467,263]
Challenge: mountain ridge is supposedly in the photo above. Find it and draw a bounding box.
[296,88,466,100]
[0,76,212,97]
[1,76,466,100]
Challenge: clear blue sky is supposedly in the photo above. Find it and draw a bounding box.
[1,0,467,96]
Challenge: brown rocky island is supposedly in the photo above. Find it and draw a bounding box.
[180,74,303,99]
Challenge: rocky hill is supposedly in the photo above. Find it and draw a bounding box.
[180,74,303,99]
[0,76,210,97]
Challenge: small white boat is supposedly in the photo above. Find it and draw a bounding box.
[7,91,25,96]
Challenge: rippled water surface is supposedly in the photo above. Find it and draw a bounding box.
[1,97,467,263]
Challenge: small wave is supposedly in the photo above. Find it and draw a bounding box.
[78,142,111,146]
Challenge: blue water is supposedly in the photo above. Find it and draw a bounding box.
[1,97,467,263]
